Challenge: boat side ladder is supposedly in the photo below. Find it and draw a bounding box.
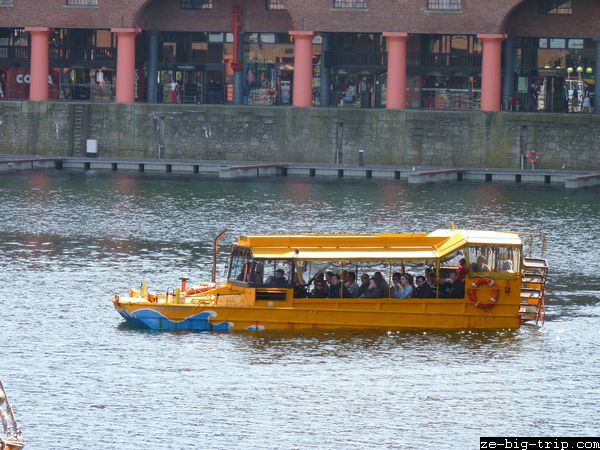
[519,257,549,324]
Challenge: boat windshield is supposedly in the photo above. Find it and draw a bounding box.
[228,248,293,287]
[467,246,521,276]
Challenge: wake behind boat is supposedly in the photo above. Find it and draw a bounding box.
[113,227,548,332]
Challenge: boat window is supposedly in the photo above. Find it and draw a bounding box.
[248,259,293,288]
[228,247,255,283]
[295,260,397,299]
[389,261,438,299]
[467,246,521,275]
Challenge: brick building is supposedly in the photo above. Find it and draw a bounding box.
[0,0,599,112]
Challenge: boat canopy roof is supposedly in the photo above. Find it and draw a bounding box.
[235,229,522,261]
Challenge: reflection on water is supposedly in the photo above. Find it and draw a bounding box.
[0,171,599,449]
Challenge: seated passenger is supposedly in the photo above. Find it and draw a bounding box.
[265,268,290,288]
[501,260,514,272]
[415,275,435,298]
[391,274,413,299]
[356,273,370,298]
[344,271,360,298]
[311,280,329,298]
[476,255,490,272]
[293,273,308,298]
[425,268,436,289]
[328,274,350,298]
[456,258,467,282]
[362,278,386,299]
[439,272,465,299]
[373,271,389,293]
[325,271,334,285]
[389,272,401,296]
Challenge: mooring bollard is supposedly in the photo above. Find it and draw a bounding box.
[358,149,365,167]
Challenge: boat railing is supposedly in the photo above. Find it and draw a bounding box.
[499,231,547,259]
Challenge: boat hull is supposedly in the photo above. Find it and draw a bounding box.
[115,298,522,331]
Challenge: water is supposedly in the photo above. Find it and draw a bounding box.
[0,171,599,449]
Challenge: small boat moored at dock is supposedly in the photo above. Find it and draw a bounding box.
[113,228,548,331]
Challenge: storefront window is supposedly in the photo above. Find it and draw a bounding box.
[421,74,480,109]
[156,31,228,104]
[245,32,295,105]
[512,37,595,113]
[328,33,385,108]
[59,68,115,101]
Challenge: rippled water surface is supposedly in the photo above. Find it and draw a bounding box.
[0,171,599,449]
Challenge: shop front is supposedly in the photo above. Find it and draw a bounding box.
[149,31,228,104]
[326,33,386,108]
[245,32,296,106]
[407,34,482,110]
[511,37,595,112]
[0,28,33,100]
[49,28,117,102]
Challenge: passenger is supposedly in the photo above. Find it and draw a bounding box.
[389,272,401,296]
[328,274,350,298]
[356,273,370,298]
[344,271,360,298]
[407,273,416,290]
[266,268,290,288]
[373,271,389,293]
[293,273,308,298]
[439,272,465,299]
[391,274,413,299]
[476,255,490,272]
[362,278,385,299]
[325,271,335,285]
[341,270,348,284]
[456,258,467,282]
[501,260,514,272]
[311,279,329,298]
[415,275,435,298]
[425,268,436,289]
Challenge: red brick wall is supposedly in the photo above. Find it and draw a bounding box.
[506,0,600,38]
[0,0,596,37]
[137,0,292,32]
[0,0,143,28]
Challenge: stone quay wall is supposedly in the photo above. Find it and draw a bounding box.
[0,101,599,170]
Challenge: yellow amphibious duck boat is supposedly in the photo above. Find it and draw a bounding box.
[113,228,548,331]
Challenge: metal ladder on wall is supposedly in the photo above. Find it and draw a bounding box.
[520,257,549,324]
[71,104,86,156]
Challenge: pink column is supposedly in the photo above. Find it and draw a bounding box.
[112,28,139,104]
[290,31,314,108]
[383,32,409,110]
[25,27,50,102]
[478,34,506,112]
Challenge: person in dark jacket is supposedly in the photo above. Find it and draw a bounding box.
[356,273,370,298]
[415,275,435,298]
[266,268,289,288]
[439,272,465,299]
[311,279,329,298]
[328,274,350,298]
[363,278,385,298]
